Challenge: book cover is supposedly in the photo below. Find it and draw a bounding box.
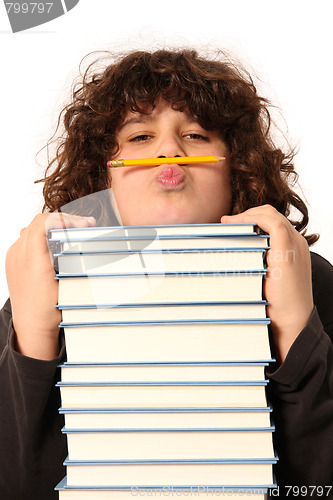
[55,247,268,275]
[57,300,269,323]
[56,271,267,306]
[55,476,270,499]
[62,427,275,461]
[63,457,277,488]
[52,235,269,253]
[48,222,262,241]
[57,381,269,409]
[61,320,271,364]
[59,406,273,430]
[59,361,271,383]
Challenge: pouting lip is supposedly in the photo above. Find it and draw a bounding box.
[156,165,185,181]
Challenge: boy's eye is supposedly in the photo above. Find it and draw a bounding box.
[184,133,209,141]
[129,134,152,142]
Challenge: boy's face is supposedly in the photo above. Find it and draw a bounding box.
[109,101,232,226]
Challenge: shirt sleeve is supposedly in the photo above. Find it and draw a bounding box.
[0,299,67,500]
[266,306,333,491]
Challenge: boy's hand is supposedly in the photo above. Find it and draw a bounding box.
[5,212,96,360]
[221,205,314,363]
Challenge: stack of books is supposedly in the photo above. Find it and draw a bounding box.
[49,223,277,499]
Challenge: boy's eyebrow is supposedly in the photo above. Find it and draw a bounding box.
[119,115,152,130]
[118,112,202,132]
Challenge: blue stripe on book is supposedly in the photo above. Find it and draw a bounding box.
[56,381,269,387]
[58,361,274,367]
[59,318,271,327]
[55,269,267,279]
[56,300,269,309]
[58,406,273,414]
[62,426,275,433]
[63,457,278,465]
[59,361,271,367]
[55,247,270,256]
[57,484,276,491]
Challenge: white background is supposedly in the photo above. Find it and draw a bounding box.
[0,0,332,306]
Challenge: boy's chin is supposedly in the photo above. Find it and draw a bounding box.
[117,201,222,226]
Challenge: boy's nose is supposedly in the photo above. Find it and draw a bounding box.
[154,136,186,159]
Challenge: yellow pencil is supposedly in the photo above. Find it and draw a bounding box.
[107,155,225,168]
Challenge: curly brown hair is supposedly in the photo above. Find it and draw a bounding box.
[38,48,318,244]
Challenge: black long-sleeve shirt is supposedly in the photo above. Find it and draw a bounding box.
[0,252,332,500]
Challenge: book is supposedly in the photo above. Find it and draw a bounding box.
[48,223,268,254]
[59,362,270,383]
[64,458,277,488]
[61,320,272,363]
[55,476,270,499]
[52,223,275,495]
[48,223,261,241]
[59,407,273,430]
[57,272,267,307]
[57,381,269,409]
[58,301,268,323]
[55,248,268,275]
[54,235,269,253]
[63,427,275,461]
